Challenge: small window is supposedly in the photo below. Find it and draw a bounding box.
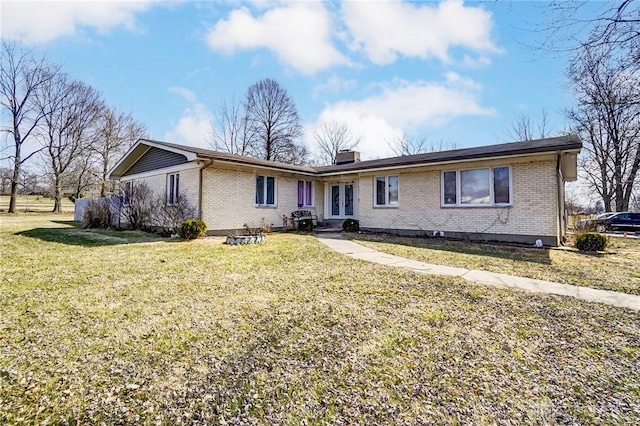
[442,167,511,207]
[297,180,313,207]
[443,171,457,205]
[167,173,179,205]
[374,175,399,207]
[256,175,276,206]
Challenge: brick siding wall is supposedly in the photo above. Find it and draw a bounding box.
[201,168,323,232]
[357,160,558,240]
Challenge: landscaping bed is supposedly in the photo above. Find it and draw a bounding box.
[1,215,639,424]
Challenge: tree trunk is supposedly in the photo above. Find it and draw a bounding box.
[8,131,22,214]
[52,177,62,213]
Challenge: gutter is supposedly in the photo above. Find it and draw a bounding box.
[198,159,214,220]
[556,151,564,246]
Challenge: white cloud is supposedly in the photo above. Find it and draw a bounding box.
[168,86,198,103]
[342,0,499,65]
[164,102,212,149]
[207,3,349,74]
[308,74,494,159]
[312,75,357,98]
[1,0,153,44]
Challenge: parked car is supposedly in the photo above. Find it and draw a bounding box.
[592,212,640,233]
[576,212,616,231]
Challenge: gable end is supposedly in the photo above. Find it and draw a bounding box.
[123,147,189,177]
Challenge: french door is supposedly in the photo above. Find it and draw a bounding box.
[328,182,356,218]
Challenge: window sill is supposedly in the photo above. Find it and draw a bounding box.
[374,205,400,209]
[255,205,277,209]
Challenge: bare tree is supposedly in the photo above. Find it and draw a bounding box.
[567,45,640,212]
[91,106,146,197]
[507,110,551,142]
[539,1,639,59]
[0,41,58,213]
[37,73,103,212]
[245,78,306,164]
[387,136,457,157]
[208,96,251,155]
[313,121,361,165]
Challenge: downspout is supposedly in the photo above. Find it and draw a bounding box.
[198,159,214,220]
[556,151,564,246]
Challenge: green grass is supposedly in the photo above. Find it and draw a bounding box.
[1,215,639,424]
[345,233,640,295]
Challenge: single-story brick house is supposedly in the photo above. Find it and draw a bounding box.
[108,135,581,245]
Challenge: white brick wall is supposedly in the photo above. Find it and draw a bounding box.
[201,168,323,231]
[357,160,558,239]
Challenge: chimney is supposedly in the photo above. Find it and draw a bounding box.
[335,150,360,165]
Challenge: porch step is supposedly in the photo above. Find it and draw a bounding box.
[315,226,343,233]
[318,219,344,227]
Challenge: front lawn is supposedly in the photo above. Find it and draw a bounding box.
[346,233,640,295]
[1,215,639,424]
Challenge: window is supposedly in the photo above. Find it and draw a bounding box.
[297,180,313,207]
[374,175,399,207]
[167,173,179,205]
[441,166,511,207]
[122,181,132,206]
[256,175,276,206]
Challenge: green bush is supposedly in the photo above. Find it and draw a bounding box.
[297,218,314,232]
[177,219,207,240]
[575,232,608,252]
[342,218,360,232]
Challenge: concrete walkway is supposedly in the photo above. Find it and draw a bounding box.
[316,234,640,311]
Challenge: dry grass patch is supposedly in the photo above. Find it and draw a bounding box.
[346,233,640,295]
[1,215,639,424]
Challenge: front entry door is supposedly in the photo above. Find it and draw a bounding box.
[329,182,355,218]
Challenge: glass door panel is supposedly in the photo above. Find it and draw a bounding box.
[344,184,353,216]
[331,185,340,216]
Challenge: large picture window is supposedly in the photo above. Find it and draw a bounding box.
[441,166,511,207]
[297,180,313,207]
[256,175,276,206]
[167,173,179,205]
[374,175,399,207]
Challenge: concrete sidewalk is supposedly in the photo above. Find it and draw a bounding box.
[316,233,640,311]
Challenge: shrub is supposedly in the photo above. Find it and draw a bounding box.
[152,193,197,236]
[297,218,314,232]
[575,232,608,252]
[120,182,154,231]
[177,219,207,240]
[342,218,360,232]
[82,199,114,229]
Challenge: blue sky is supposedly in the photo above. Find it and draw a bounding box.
[2,0,600,161]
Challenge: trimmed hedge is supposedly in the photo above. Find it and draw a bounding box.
[177,219,207,240]
[342,219,360,232]
[575,232,608,252]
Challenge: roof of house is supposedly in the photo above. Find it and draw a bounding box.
[315,134,582,173]
[109,135,582,179]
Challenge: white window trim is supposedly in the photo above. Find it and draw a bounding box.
[297,180,314,208]
[373,175,399,208]
[441,166,512,208]
[256,175,277,207]
[167,173,179,206]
